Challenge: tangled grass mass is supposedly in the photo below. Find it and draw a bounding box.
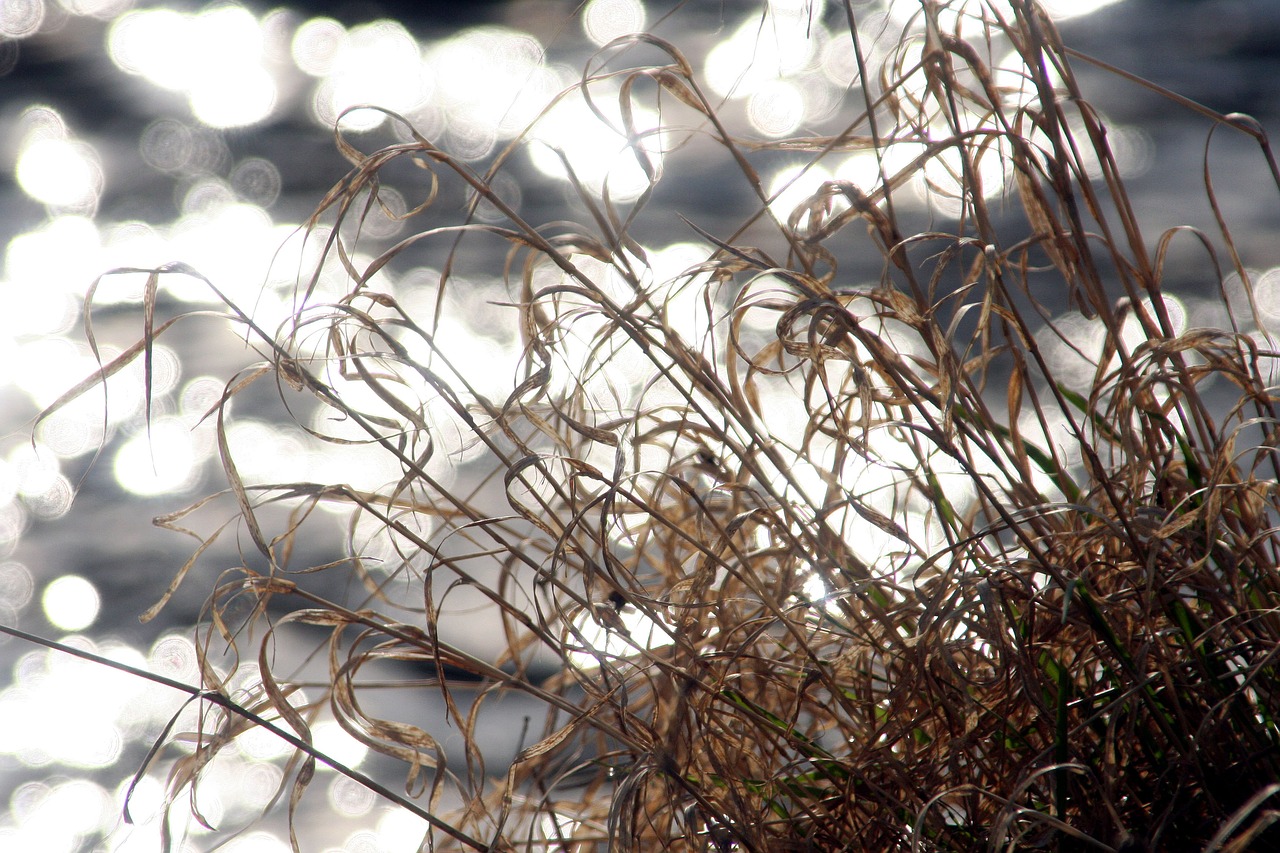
[38,1,1280,850]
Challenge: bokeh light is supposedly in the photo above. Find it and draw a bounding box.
[223,418,314,484]
[419,25,558,160]
[229,157,282,208]
[0,779,113,852]
[16,139,103,209]
[56,0,134,17]
[311,19,430,132]
[377,805,432,851]
[581,0,646,47]
[0,1,1194,850]
[766,162,834,224]
[12,107,103,212]
[0,562,34,612]
[0,0,45,38]
[138,118,220,175]
[4,215,102,332]
[108,4,278,128]
[41,575,100,631]
[113,417,205,496]
[747,79,807,137]
[291,16,346,76]
[528,90,664,201]
[704,2,825,99]
[313,720,369,771]
[147,633,199,684]
[328,776,376,817]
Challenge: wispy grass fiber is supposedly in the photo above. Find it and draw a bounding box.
[39,1,1280,850]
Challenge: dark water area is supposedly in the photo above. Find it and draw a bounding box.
[1,0,1279,849]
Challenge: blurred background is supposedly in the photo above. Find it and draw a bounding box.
[1,0,1278,850]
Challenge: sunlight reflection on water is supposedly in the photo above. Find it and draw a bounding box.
[0,0,1191,848]
[108,5,283,129]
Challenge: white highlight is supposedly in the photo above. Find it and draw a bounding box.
[582,0,646,47]
[42,575,100,631]
[108,5,277,128]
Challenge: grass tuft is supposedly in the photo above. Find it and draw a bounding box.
[41,1,1280,850]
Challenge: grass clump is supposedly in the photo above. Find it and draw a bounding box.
[42,1,1280,850]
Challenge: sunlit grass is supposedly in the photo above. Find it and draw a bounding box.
[19,0,1280,850]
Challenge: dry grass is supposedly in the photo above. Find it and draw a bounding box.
[37,1,1280,850]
